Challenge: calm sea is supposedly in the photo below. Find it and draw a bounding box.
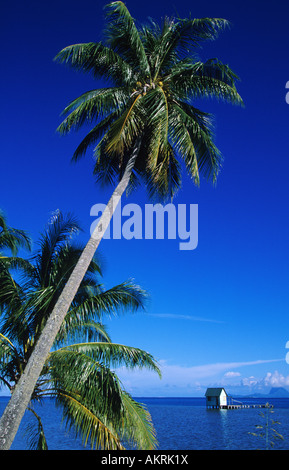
[1,396,289,450]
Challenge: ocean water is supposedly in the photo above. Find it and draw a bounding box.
[1,396,289,450]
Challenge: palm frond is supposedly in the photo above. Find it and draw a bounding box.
[104,2,150,77]
[0,256,34,274]
[48,343,160,449]
[34,211,81,287]
[54,42,133,86]
[0,210,31,255]
[56,279,147,341]
[169,101,222,183]
[120,392,158,450]
[0,266,23,311]
[168,105,200,184]
[93,145,121,186]
[85,280,148,318]
[47,348,127,448]
[25,408,48,450]
[150,16,229,79]
[56,392,125,450]
[0,230,31,256]
[71,112,119,162]
[104,93,144,156]
[145,143,182,202]
[144,88,169,147]
[57,88,128,135]
[0,334,19,381]
[56,342,161,376]
[168,59,243,105]
[56,317,111,346]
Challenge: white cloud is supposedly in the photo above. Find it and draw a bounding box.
[224,371,241,378]
[240,371,289,393]
[241,376,259,387]
[263,371,289,387]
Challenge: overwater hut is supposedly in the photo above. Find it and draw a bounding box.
[205,388,228,409]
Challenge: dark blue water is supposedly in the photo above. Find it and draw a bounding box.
[1,396,289,450]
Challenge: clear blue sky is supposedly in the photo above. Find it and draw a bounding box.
[1,0,289,396]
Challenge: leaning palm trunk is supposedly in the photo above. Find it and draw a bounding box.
[0,147,139,450]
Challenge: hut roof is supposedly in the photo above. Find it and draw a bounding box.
[205,387,227,397]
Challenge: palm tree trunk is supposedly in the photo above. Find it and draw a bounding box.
[0,143,140,450]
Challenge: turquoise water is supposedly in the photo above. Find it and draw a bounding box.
[1,396,289,450]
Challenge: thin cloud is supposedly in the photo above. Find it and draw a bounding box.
[157,359,284,380]
[147,313,225,324]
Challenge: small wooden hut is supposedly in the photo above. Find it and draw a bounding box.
[205,387,228,409]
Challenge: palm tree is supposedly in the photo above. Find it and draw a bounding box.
[0,211,160,449]
[0,2,243,449]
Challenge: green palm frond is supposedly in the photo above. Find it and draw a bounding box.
[86,280,148,317]
[1,286,54,347]
[0,230,31,256]
[0,210,31,256]
[48,347,124,406]
[161,16,229,55]
[168,59,243,105]
[0,333,24,392]
[146,143,182,202]
[54,42,133,86]
[104,2,150,77]
[141,16,229,81]
[0,267,22,311]
[53,342,161,376]
[168,101,222,183]
[56,318,111,346]
[57,88,128,135]
[56,392,125,450]
[71,112,120,162]
[0,334,19,378]
[35,211,81,285]
[59,280,147,336]
[120,392,158,450]
[56,3,242,198]
[25,408,48,450]
[47,342,160,450]
[104,93,144,157]
[143,87,170,149]
[0,256,34,274]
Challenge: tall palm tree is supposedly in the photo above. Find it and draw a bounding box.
[0,211,160,450]
[0,2,243,449]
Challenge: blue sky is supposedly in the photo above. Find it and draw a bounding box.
[1,0,289,397]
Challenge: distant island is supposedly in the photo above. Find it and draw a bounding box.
[244,387,289,399]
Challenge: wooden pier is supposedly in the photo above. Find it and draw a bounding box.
[206,403,268,410]
[222,404,267,410]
